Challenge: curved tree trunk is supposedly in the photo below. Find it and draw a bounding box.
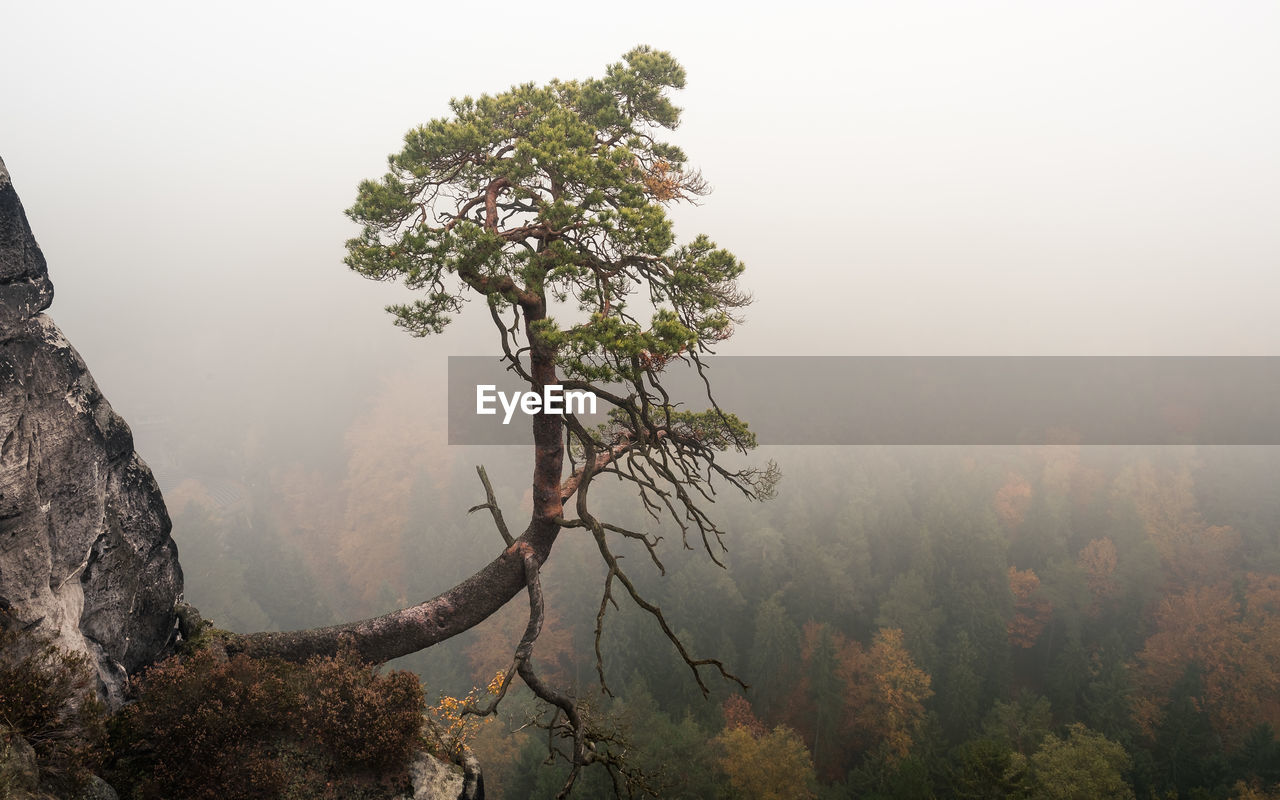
[227,304,565,666]
[225,518,556,664]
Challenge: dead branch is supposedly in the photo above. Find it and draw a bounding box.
[468,465,514,546]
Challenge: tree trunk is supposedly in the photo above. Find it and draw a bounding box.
[226,518,556,664]
[228,300,564,666]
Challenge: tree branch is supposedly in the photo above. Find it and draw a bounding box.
[224,524,553,664]
[468,464,513,546]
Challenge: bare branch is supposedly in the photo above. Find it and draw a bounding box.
[467,465,514,546]
[565,415,747,698]
[594,568,619,696]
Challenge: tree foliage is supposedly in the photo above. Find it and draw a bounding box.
[344,46,746,367]
[1008,567,1052,648]
[173,431,1280,797]
[714,724,817,800]
[852,627,935,764]
[1134,574,1280,746]
[1024,723,1134,800]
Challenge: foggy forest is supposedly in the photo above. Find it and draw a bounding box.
[4,3,1280,799]
[163,418,1280,798]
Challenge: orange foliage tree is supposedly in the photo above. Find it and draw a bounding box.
[722,694,767,738]
[842,627,934,764]
[1120,460,1240,587]
[426,671,505,760]
[714,724,817,800]
[780,624,932,772]
[1008,567,1053,648]
[1134,575,1280,744]
[994,473,1033,530]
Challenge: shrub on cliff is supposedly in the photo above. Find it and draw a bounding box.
[109,647,425,800]
[0,624,108,793]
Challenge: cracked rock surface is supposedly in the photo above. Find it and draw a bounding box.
[0,156,182,706]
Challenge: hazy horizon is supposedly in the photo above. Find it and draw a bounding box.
[6,0,1280,472]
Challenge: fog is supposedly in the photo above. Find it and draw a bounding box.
[9,3,1280,795]
[10,4,1274,477]
[9,4,1280,395]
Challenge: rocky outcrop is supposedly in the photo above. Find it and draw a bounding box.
[0,156,182,706]
[400,753,466,800]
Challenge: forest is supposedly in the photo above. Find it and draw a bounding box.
[158,367,1280,799]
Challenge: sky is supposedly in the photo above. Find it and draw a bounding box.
[5,1,1280,450]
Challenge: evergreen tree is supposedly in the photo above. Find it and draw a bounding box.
[749,593,801,722]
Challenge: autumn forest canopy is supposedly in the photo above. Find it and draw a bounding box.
[166,418,1280,798]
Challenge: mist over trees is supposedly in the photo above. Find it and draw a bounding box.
[156,357,1280,798]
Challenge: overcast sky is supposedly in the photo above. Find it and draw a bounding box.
[6,1,1280,436]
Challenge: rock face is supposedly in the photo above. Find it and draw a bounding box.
[0,156,182,706]
[400,753,466,800]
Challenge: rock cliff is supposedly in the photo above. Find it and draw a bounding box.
[0,156,182,706]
